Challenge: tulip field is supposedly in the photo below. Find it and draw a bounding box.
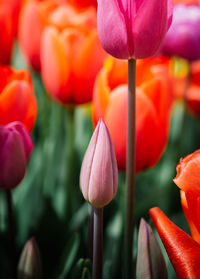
[1,0,200,279]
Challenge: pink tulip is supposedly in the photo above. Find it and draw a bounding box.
[97,0,173,59]
[0,121,33,189]
[80,119,118,208]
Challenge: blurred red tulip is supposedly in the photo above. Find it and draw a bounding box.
[68,0,97,9]
[93,57,173,173]
[174,150,200,244]
[40,4,106,104]
[0,66,37,131]
[150,207,200,279]
[0,5,15,64]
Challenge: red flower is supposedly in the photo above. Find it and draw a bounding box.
[92,57,173,173]
[0,66,37,131]
[150,207,200,279]
[174,150,200,244]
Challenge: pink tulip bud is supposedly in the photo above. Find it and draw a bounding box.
[0,121,33,189]
[18,237,42,279]
[80,119,118,208]
[97,0,173,59]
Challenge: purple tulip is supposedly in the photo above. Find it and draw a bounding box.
[0,121,33,189]
[162,4,200,61]
[80,119,118,208]
[97,0,173,59]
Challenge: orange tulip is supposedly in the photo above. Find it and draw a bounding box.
[18,0,57,71]
[150,207,200,279]
[93,57,173,173]
[174,150,200,244]
[40,4,106,104]
[0,66,37,131]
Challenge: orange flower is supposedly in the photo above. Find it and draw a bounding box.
[174,150,200,244]
[92,57,173,173]
[18,0,57,71]
[150,207,200,279]
[0,66,37,131]
[40,4,106,104]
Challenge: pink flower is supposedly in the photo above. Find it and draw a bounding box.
[0,121,33,189]
[97,0,173,59]
[80,119,118,208]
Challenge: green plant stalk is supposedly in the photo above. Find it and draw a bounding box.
[124,58,136,279]
[66,106,76,218]
[6,189,17,279]
[92,207,103,279]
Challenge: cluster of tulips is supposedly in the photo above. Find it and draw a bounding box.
[1,0,200,278]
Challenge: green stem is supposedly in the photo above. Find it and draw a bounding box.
[92,207,103,279]
[124,58,136,279]
[65,106,76,217]
[6,189,17,279]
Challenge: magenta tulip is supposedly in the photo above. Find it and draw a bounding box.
[97,0,173,59]
[80,119,118,208]
[0,121,33,189]
[162,4,200,61]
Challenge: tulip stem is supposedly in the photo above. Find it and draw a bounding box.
[125,58,136,279]
[6,189,17,279]
[92,207,103,279]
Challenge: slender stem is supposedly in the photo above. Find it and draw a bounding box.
[125,58,136,279]
[88,205,94,260]
[6,189,17,279]
[65,106,76,217]
[92,207,103,279]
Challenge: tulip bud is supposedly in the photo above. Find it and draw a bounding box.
[97,0,173,59]
[136,218,168,279]
[18,237,42,279]
[80,119,118,208]
[0,121,33,189]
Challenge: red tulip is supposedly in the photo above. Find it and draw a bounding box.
[150,207,200,279]
[0,66,37,131]
[93,57,173,173]
[174,150,200,244]
[0,4,15,64]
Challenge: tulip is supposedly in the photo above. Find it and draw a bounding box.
[173,149,200,193]
[92,57,173,173]
[80,118,118,208]
[18,237,42,279]
[0,122,33,189]
[0,65,37,131]
[40,4,106,104]
[173,150,200,244]
[0,4,15,64]
[18,0,56,71]
[97,0,173,60]
[150,207,200,279]
[162,4,200,61]
[136,218,168,279]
